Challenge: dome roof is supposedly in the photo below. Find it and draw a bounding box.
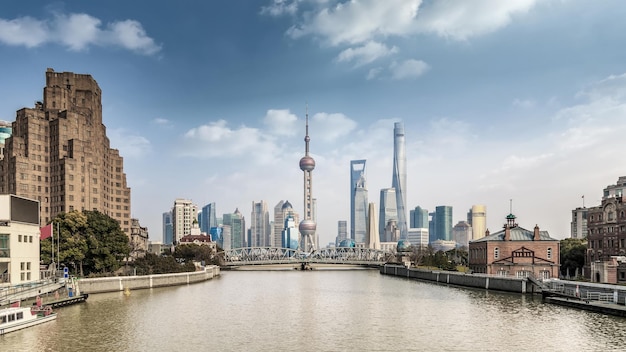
[397,239,412,252]
[338,239,356,248]
[282,200,293,210]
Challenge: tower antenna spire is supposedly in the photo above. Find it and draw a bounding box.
[509,199,513,214]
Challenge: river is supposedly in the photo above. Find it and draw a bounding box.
[2,270,626,351]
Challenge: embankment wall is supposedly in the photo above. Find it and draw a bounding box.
[78,266,220,294]
[380,265,528,293]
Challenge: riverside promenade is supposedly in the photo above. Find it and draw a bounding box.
[78,265,220,294]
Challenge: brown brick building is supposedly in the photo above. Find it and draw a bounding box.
[0,69,131,235]
[469,214,560,279]
[585,176,626,283]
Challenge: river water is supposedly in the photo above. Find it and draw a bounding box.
[2,269,626,351]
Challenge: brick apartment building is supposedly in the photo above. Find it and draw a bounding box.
[0,69,131,235]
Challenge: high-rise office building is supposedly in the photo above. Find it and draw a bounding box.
[571,207,588,239]
[172,199,198,244]
[274,200,299,248]
[282,214,299,249]
[162,211,173,245]
[298,109,316,252]
[353,170,368,243]
[224,208,245,249]
[452,220,472,248]
[410,206,429,229]
[408,228,429,248]
[379,188,397,242]
[434,206,453,241]
[392,122,408,239]
[350,159,366,240]
[250,200,271,247]
[336,220,347,246]
[0,120,11,160]
[0,69,131,235]
[366,202,380,249]
[200,202,217,234]
[467,205,487,240]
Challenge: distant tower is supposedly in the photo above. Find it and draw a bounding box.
[200,202,217,234]
[299,108,316,252]
[250,200,271,247]
[410,206,429,229]
[350,160,367,240]
[353,171,369,243]
[392,122,408,239]
[366,203,380,249]
[172,199,198,244]
[468,205,487,240]
[379,188,397,242]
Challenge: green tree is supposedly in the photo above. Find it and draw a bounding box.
[560,238,587,278]
[173,243,214,263]
[40,210,129,276]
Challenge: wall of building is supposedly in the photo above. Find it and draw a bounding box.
[380,265,529,293]
[78,266,220,294]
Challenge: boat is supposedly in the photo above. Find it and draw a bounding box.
[0,304,57,335]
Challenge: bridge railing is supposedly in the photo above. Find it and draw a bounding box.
[223,247,393,266]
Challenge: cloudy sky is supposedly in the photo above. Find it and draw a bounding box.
[2,0,626,245]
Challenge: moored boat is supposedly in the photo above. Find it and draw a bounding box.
[0,304,57,335]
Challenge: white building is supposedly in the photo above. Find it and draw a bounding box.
[408,228,429,248]
[172,199,198,244]
[0,195,41,286]
[469,205,487,241]
[571,207,588,239]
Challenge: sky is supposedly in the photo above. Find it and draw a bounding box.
[2,0,626,245]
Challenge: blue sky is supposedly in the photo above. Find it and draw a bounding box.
[2,0,626,245]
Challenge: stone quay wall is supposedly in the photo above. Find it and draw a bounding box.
[380,264,529,293]
[78,266,220,294]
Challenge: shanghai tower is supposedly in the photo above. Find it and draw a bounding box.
[392,122,408,239]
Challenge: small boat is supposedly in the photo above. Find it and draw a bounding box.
[0,304,57,335]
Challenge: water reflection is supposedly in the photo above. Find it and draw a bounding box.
[2,270,626,351]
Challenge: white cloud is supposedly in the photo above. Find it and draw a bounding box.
[108,128,152,158]
[152,118,170,125]
[261,0,301,16]
[311,112,357,142]
[181,120,279,163]
[390,59,429,80]
[286,0,420,46]
[336,41,398,66]
[0,16,48,47]
[366,67,382,80]
[263,109,299,136]
[0,12,161,55]
[512,98,536,109]
[415,0,538,40]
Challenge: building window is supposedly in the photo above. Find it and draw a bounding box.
[547,247,552,260]
[494,247,499,259]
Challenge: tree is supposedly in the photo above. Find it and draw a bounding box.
[40,210,129,276]
[560,238,587,278]
[173,243,214,264]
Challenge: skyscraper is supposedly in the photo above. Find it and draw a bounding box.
[353,170,368,243]
[468,205,487,240]
[392,122,408,239]
[162,211,173,245]
[250,200,271,247]
[172,199,198,244]
[379,188,397,242]
[336,220,347,246]
[0,69,131,235]
[434,206,453,241]
[410,206,429,229]
[223,208,245,249]
[366,202,380,249]
[274,200,299,248]
[298,109,316,252]
[200,202,217,234]
[350,159,366,240]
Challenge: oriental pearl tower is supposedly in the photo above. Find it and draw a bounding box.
[299,107,316,252]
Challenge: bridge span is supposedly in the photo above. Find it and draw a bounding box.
[222,247,393,270]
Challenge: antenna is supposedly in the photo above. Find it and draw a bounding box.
[509,199,513,214]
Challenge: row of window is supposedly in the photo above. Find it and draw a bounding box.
[470,247,552,260]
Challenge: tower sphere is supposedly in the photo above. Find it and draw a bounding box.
[299,155,315,171]
[299,219,316,236]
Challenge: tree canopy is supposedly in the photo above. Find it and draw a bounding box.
[40,210,130,276]
[560,238,586,278]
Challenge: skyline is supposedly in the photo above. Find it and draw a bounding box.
[2,1,626,245]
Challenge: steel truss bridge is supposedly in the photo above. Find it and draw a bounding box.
[222,247,393,269]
